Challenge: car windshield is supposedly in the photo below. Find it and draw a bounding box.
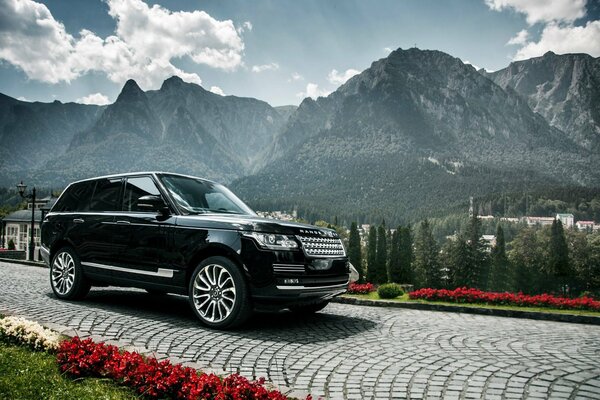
[159,174,256,216]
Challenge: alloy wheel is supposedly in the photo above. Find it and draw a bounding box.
[192,263,237,323]
[51,251,76,295]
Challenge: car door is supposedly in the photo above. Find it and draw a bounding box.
[110,175,177,285]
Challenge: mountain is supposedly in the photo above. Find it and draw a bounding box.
[486,52,600,151]
[0,94,102,181]
[15,77,287,186]
[232,48,600,223]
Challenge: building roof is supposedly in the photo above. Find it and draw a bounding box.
[577,221,595,225]
[2,209,43,223]
[556,213,574,218]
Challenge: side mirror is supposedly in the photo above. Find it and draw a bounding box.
[137,195,170,216]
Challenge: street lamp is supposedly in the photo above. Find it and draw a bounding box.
[17,181,36,261]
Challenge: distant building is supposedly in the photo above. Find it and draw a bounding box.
[481,234,496,251]
[477,215,495,220]
[576,221,595,232]
[556,213,574,228]
[524,216,555,227]
[500,217,520,223]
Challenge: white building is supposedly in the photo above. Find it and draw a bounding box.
[576,221,595,232]
[524,216,555,227]
[556,213,574,229]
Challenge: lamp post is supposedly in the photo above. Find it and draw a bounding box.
[17,181,36,261]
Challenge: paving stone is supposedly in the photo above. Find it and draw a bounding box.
[1,261,600,400]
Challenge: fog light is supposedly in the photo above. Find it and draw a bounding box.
[283,278,299,284]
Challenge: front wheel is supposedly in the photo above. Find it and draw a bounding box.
[50,247,90,300]
[188,256,252,329]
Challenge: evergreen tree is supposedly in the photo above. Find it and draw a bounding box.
[549,219,570,294]
[398,226,413,284]
[489,225,510,291]
[441,235,468,288]
[366,226,377,283]
[413,220,441,288]
[388,228,401,283]
[376,224,388,284]
[465,214,488,288]
[508,227,544,294]
[347,222,364,282]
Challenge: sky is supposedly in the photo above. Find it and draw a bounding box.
[0,0,599,106]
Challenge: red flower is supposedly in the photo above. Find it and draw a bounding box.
[348,282,376,294]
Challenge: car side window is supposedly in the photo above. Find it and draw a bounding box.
[53,181,95,212]
[89,178,122,212]
[122,176,161,212]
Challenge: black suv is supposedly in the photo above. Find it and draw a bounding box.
[41,172,351,329]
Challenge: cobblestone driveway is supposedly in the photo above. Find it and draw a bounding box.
[1,262,599,399]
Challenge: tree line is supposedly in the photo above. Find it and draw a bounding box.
[345,216,600,297]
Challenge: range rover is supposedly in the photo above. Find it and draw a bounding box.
[41,172,353,329]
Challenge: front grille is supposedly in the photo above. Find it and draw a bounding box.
[296,235,346,257]
[273,263,305,274]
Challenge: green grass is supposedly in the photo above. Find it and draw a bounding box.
[344,293,600,317]
[0,341,137,400]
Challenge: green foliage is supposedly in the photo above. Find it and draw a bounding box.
[347,222,364,282]
[441,235,469,289]
[377,283,404,299]
[7,239,15,250]
[549,220,570,293]
[465,215,489,288]
[388,229,401,283]
[375,224,388,284]
[413,220,441,288]
[489,225,511,292]
[366,226,377,283]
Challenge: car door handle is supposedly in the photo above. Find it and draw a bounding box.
[73,218,84,224]
[116,220,131,225]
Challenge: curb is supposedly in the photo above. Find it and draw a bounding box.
[332,296,600,326]
[0,258,46,268]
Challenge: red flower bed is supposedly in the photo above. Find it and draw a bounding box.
[347,282,375,294]
[57,337,306,400]
[408,287,600,311]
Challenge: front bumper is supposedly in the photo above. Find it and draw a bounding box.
[40,245,51,266]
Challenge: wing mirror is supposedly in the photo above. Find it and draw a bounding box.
[137,195,171,217]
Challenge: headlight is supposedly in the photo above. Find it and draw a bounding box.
[244,232,299,250]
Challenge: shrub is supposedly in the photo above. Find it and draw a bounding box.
[347,282,375,294]
[377,283,404,299]
[7,239,15,250]
[57,337,301,400]
[0,316,62,352]
[409,287,600,311]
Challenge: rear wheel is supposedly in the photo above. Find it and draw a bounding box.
[50,247,90,300]
[289,301,330,314]
[188,256,252,329]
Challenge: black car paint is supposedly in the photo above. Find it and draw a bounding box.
[41,172,349,309]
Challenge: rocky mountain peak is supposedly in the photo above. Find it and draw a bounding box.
[160,75,195,92]
[116,79,145,103]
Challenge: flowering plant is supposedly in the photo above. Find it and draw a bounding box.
[0,316,62,351]
[409,287,600,311]
[347,282,376,294]
[57,337,305,399]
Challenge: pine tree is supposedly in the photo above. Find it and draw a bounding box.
[465,214,488,288]
[413,220,441,288]
[398,227,413,284]
[366,226,377,283]
[376,224,388,284]
[441,235,468,288]
[348,222,364,282]
[489,225,510,291]
[388,228,401,283]
[549,219,570,294]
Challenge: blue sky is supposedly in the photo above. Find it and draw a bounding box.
[0,0,599,106]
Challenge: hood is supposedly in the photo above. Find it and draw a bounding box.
[175,214,340,237]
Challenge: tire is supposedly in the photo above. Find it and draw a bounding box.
[188,256,252,329]
[289,301,330,314]
[50,247,91,300]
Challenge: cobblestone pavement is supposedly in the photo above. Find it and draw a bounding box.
[1,262,600,399]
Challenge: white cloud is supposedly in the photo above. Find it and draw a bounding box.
[513,21,600,59]
[209,86,225,96]
[384,47,393,53]
[76,92,111,105]
[462,60,481,70]
[251,62,279,73]
[485,0,587,24]
[296,83,331,100]
[507,29,530,45]
[327,68,360,85]
[17,96,29,102]
[243,21,253,31]
[0,0,245,88]
[289,72,303,81]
